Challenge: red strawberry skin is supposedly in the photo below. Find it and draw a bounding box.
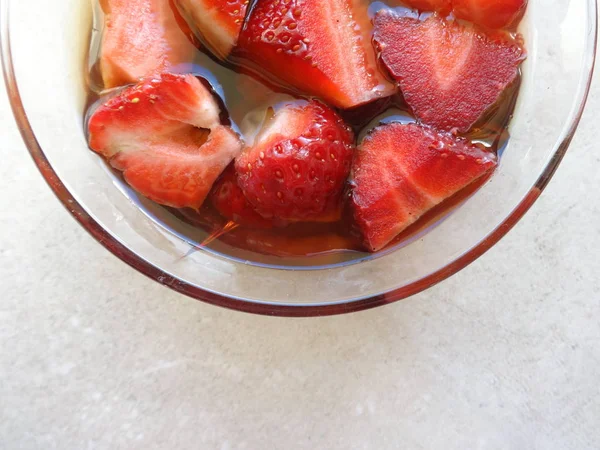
[351,122,497,252]
[175,0,248,59]
[453,0,527,29]
[235,101,354,221]
[99,0,198,89]
[210,165,275,229]
[234,0,395,109]
[373,12,525,133]
[88,73,243,209]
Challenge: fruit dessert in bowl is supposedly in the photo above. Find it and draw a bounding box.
[2,0,596,315]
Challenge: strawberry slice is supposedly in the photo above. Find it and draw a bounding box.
[453,0,527,30]
[174,0,248,59]
[88,73,243,209]
[373,12,525,133]
[235,100,354,221]
[99,0,198,89]
[234,0,396,109]
[210,165,275,229]
[351,122,497,252]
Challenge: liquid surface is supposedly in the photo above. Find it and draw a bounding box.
[84,0,522,269]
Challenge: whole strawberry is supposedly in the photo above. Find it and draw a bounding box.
[235,100,354,221]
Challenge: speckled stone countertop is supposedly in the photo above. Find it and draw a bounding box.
[1,39,599,450]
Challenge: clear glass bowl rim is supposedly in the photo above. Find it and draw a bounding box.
[1,0,597,316]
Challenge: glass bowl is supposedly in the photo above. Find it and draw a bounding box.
[1,0,597,316]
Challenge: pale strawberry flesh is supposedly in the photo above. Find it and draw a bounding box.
[351,122,497,252]
[373,12,525,133]
[112,126,242,209]
[235,101,354,221]
[99,0,198,88]
[88,73,243,209]
[175,0,248,59]
[234,0,396,109]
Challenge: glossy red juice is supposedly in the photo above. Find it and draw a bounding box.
[84,1,522,267]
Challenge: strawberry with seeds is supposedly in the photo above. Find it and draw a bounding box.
[234,0,396,109]
[351,122,497,252]
[235,101,354,221]
[88,73,243,209]
[175,0,249,59]
[99,0,198,89]
[210,165,275,229]
[373,11,525,133]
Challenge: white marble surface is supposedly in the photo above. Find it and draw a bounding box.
[1,46,600,450]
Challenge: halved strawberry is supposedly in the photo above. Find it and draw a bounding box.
[453,0,527,30]
[351,122,497,252]
[210,165,275,229]
[234,0,396,109]
[89,73,221,152]
[99,0,198,89]
[88,73,243,209]
[175,0,248,59]
[373,12,525,133]
[235,100,354,221]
